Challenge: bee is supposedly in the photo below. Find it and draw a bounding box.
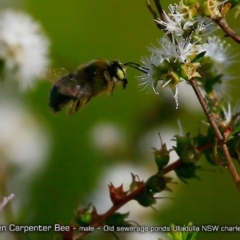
[49,59,146,115]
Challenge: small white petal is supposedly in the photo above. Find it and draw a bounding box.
[136,56,160,94]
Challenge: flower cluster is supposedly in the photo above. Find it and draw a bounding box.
[137,0,233,108]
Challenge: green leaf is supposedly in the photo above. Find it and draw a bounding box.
[191,51,206,63]
[228,124,240,139]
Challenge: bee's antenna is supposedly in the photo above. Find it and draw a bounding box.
[124,62,149,74]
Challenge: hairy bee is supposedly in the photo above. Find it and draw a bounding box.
[49,59,129,115]
[49,59,146,115]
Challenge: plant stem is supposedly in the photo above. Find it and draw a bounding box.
[0,167,22,240]
[153,0,167,22]
[210,16,240,44]
[73,157,186,240]
[73,182,146,240]
[146,0,164,30]
[189,78,240,192]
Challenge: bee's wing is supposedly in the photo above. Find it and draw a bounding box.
[67,87,92,115]
[49,76,92,113]
[53,76,83,97]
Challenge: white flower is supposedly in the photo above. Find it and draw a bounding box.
[168,36,196,62]
[0,99,50,172]
[156,12,183,36]
[150,36,198,64]
[136,56,160,94]
[155,4,217,43]
[0,10,50,91]
[155,4,189,36]
[194,16,218,40]
[138,35,198,96]
[221,101,240,127]
[168,4,185,22]
[136,2,233,108]
[222,102,232,125]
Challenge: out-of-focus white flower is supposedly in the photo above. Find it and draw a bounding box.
[196,35,236,95]
[0,100,50,172]
[194,16,218,40]
[90,122,126,156]
[128,231,164,240]
[202,36,235,75]
[222,102,232,125]
[0,10,50,91]
[221,101,240,128]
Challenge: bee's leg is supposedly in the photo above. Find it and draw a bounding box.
[68,99,79,115]
[104,70,115,96]
[107,81,116,96]
[68,97,91,115]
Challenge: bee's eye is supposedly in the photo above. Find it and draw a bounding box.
[110,61,126,80]
[115,67,126,80]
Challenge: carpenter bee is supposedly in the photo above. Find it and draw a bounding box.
[49,59,146,115]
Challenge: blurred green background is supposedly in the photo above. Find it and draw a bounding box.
[1,0,240,240]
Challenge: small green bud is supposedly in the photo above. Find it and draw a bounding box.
[174,162,201,183]
[162,71,182,90]
[146,174,166,193]
[106,212,131,227]
[129,173,144,191]
[75,210,92,225]
[152,142,170,169]
[173,134,200,163]
[180,62,201,81]
[135,188,156,207]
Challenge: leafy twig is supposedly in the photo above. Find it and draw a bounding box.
[73,182,146,240]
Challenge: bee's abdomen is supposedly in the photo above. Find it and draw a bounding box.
[49,85,73,112]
